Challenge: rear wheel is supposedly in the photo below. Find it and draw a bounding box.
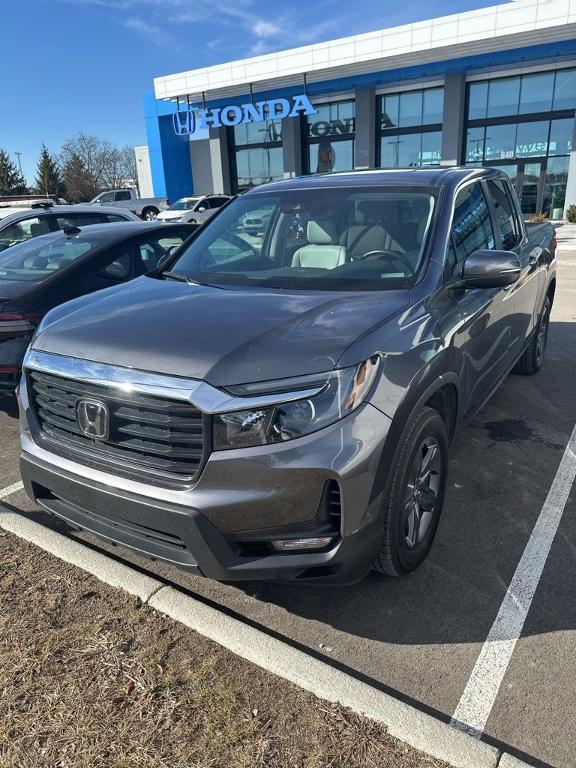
[142,207,158,221]
[372,406,448,577]
[513,295,551,375]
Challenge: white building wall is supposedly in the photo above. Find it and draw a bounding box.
[154,0,576,101]
[134,146,153,198]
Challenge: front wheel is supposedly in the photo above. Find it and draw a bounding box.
[142,207,158,221]
[372,406,448,577]
[513,295,551,375]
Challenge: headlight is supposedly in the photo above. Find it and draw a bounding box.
[213,356,380,450]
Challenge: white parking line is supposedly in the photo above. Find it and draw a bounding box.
[451,423,576,738]
[0,481,23,500]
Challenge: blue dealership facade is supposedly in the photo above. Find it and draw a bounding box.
[143,0,576,217]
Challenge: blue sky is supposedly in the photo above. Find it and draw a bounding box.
[0,0,497,183]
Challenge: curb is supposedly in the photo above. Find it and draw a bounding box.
[497,756,534,768]
[1,508,526,768]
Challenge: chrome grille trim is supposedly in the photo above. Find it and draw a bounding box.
[24,349,325,413]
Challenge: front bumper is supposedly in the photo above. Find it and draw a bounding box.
[20,376,392,583]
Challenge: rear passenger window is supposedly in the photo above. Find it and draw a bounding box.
[487,180,520,250]
[449,183,495,267]
[136,233,189,272]
[56,213,102,228]
[101,214,131,223]
[99,252,132,280]
[115,191,132,201]
[0,216,50,250]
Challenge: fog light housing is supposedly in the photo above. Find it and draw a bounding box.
[270,536,335,552]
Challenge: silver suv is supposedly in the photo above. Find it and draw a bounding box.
[0,204,139,253]
[156,194,231,225]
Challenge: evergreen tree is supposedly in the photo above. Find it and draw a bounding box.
[62,152,95,203]
[34,144,65,198]
[0,149,27,195]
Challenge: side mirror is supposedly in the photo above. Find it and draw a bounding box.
[458,249,521,289]
[197,206,206,213]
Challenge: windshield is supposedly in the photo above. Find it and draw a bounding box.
[170,198,201,211]
[0,236,95,282]
[170,187,436,291]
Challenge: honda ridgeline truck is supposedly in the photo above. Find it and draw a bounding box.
[19,169,556,584]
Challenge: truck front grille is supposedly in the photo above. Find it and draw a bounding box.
[29,371,208,487]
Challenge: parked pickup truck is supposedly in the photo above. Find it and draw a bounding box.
[19,168,556,585]
[89,189,170,220]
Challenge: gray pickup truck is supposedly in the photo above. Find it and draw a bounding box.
[89,189,170,220]
[19,168,556,585]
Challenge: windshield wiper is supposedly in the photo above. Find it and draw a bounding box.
[162,271,192,283]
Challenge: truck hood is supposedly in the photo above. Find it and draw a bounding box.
[33,276,410,387]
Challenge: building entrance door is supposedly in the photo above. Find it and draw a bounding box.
[486,160,549,216]
[518,161,543,216]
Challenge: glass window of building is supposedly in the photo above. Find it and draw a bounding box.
[545,156,569,218]
[468,81,488,120]
[553,69,576,111]
[305,100,355,174]
[381,93,399,128]
[515,121,550,157]
[399,91,423,127]
[423,88,444,125]
[234,147,284,191]
[483,124,517,162]
[466,126,485,162]
[378,87,443,168]
[231,114,284,192]
[487,77,520,118]
[549,118,573,155]
[518,72,554,114]
[465,69,576,215]
[234,118,282,146]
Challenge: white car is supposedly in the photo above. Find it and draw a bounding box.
[0,203,140,252]
[156,194,231,225]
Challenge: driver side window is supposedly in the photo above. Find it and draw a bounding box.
[448,183,495,270]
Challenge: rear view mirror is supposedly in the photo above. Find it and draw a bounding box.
[460,249,521,289]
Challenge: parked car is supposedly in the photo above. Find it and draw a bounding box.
[89,189,170,220]
[0,221,197,390]
[19,168,556,584]
[0,204,140,253]
[156,194,231,225]
[240,208,273,236]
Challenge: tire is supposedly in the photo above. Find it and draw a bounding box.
[372,406,448,577]
[142,207,158,221]
[513,295,551,376]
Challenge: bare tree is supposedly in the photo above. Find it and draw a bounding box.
[60,133,131,200]
[119,146,139,194]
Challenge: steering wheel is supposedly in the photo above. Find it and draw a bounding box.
[202,232,258,269]
[355,249,414,275]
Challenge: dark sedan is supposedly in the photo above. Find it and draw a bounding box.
[0,222,197,390]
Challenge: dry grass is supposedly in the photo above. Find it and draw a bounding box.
[0,530,448,768]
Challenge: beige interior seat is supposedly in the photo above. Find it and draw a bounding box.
[292,220,347,269]
[341,201,404,259]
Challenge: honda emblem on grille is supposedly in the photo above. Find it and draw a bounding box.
[76,399,109,440]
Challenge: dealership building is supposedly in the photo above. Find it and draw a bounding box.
[140,0,576,217]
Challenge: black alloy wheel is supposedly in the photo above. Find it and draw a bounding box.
[373,405,448,577]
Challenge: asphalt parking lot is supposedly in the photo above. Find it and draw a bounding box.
[1,242,575,768]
